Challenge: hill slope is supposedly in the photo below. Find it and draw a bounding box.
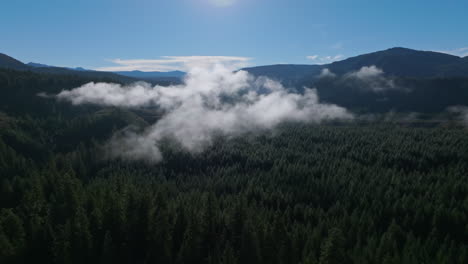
[0,53,135,83]
[0,53,29,70]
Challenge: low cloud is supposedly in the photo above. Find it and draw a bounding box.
[306,54,344,65]
[96,56,251,72]
[346,66,398,92]
[319,68,336,78]
[448,106,468,125]
[347,65,383,79]
[56,63,353,162]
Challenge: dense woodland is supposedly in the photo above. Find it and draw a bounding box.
[1,69,468,264]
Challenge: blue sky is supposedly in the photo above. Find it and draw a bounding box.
[1,0,468,71]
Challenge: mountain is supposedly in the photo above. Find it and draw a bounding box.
[326,47,464,77]
[242,48,468,114]
[242,64,321,86]
[244,48,468,84]
[73,67,90,71]
[29,62,91,72]
[0,53,29,70]
[1,53,182,84]
[30,66,137,82]
[114,70,185,79]
[28,62,52,68]
[0,53,135,83]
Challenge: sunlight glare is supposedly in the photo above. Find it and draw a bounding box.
[210,0,236,7]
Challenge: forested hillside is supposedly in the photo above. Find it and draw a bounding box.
[309,76,468,113]
[0,69,468,264]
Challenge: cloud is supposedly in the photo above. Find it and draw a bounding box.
[96,56,251,72]
[448,106,468,125]
[56,63,353,162]
[438,47,468,57]
[306,54,344,65]
[345,66,398,92]
[319,68,336,78]
[347,65,383,79]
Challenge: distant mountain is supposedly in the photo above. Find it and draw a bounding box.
[29,62,91,72]
[242,64,321,86]
[114,70,186,79]
[326,47,464,77]
[242,48,468,113]
[73,67,90,71]
[4,47,468,89]
[244,48,468,85]
[2,49,468,114]
[1,53,183,84]
[30,66,137,82]
[0,53,29,70]
[0,53,135,83]
[28,62,52,68]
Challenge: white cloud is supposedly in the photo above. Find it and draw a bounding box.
[346,66,398,92]
[306,54,344,65]
[96,56,251,72]
[56,62,353,162]
[319,68,336,78]
[347,65,383,79]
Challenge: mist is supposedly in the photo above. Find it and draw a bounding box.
[56,63,353,162]
[448,106,468,125]
[346,66,405,92]
[319,66,402,93]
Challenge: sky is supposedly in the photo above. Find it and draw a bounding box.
[1,0,468,71]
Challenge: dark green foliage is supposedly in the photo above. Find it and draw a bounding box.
[1,120,468,264]
[310,75,468,113]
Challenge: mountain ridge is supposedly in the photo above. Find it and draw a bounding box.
[114,70,186,79]
[325,47,463,77]
[0,54,139,83]
[27,62,52,68]
[243,47,468,82]
[0,53,30,70]
[3,47,468,85]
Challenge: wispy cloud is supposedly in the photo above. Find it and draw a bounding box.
[96,56,252,72]
[306,54,344,65]
[437,47,468,57]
